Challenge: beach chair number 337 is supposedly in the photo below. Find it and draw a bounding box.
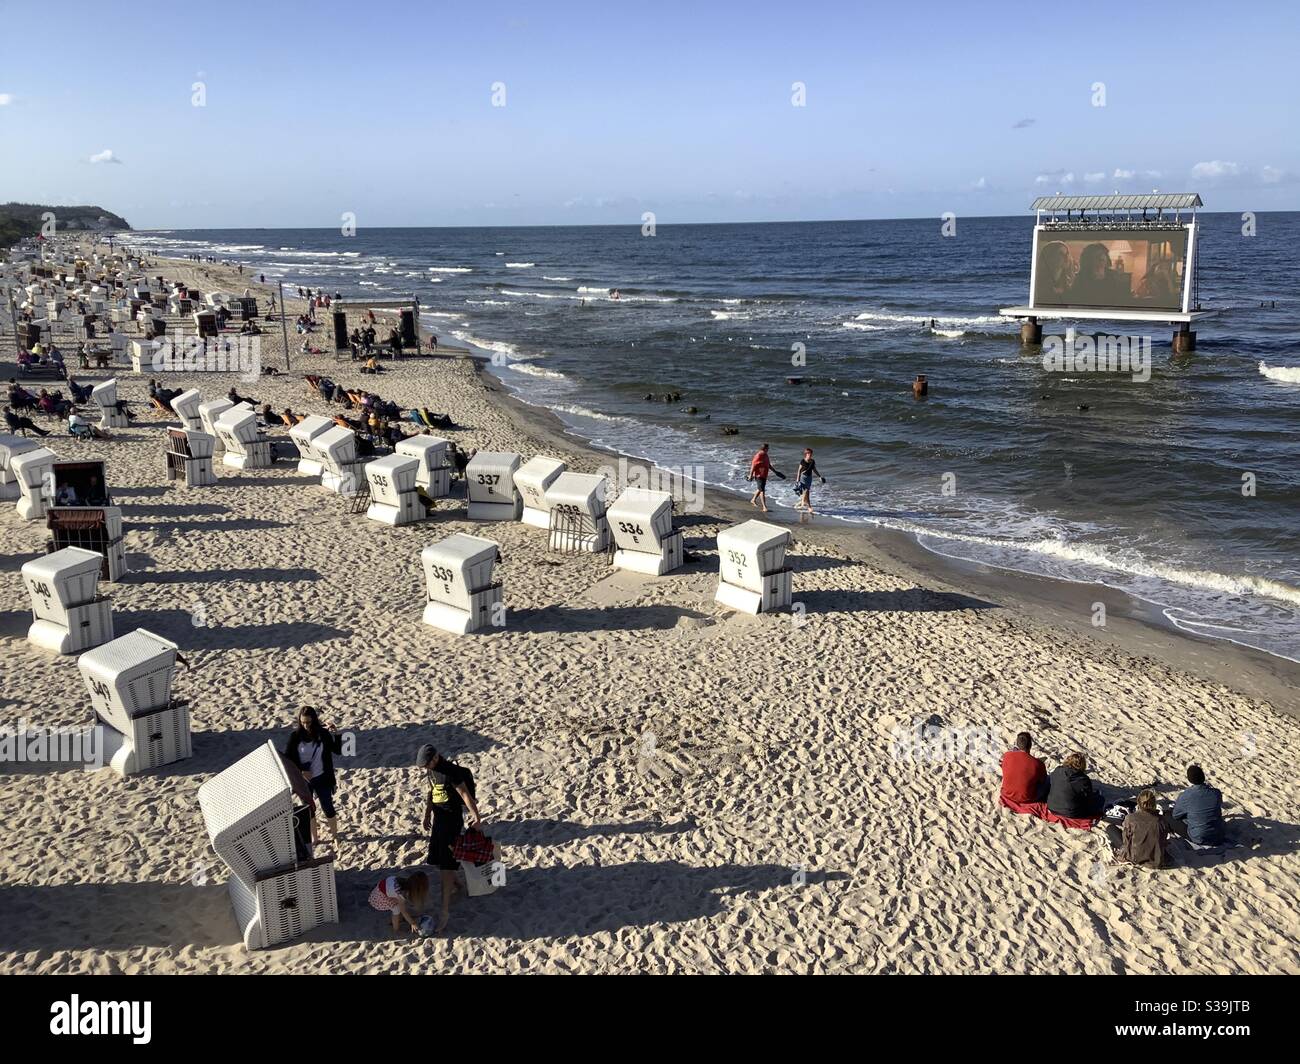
[476,473,501,495]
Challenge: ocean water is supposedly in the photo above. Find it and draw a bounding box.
[123,216,1300,662]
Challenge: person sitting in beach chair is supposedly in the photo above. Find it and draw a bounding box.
[368,871,430,935]
[67,376,93,405]
[68,412,100,440]
[1001,732,1049,804]
[38,390,73,418]
[227,386,258,407]
[4,405,51,437]
[8,380,37,411]
[1170,764,1226,846]
[1046,752,1106,820]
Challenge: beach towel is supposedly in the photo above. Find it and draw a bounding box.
[999,793,1097,832]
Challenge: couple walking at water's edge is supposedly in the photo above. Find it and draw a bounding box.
[747,442,827,518]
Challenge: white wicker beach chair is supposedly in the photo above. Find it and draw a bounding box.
[714,520,793,614]
[22,546,114,654]
[11,446,57,521]
[608,488,684,575]
[364,453,422,526]
[227,855,339,950]
[91,378,128,429]
[465,451,522,521]
[213,405,271,470]
[395,435,452,499]
[78,628,188,775]
[544,472,610,554]
[170,388,204,432]
[288,414,335,476]
[197,740,297,886]
[513,455,566,528]
[0,434,39,502]
[421,533,503,634]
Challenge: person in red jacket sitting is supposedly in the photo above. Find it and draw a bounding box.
[1001,731,1049,803]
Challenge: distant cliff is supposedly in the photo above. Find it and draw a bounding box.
[0,202,131,247]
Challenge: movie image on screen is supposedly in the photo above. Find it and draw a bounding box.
[1033,228,1188,312]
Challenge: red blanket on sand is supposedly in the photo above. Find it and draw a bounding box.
[999,794,1098,832]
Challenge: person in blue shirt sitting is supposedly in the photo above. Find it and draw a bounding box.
[1171,764,1226,846]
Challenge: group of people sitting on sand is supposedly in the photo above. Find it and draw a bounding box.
[6,376,103,437]
[1001,732,1226,869]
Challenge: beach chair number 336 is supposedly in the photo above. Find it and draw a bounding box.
[618,521,645,545]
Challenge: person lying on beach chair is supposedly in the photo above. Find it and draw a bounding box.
[279,408,302,428]
[227,387,258,407]
[368,871,430,935]
[4,405,51,437]
[1000,732,1049,804]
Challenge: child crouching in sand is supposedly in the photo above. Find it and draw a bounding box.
[368,871,430,934]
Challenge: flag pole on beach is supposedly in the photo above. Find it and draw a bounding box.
[278,280,291,372]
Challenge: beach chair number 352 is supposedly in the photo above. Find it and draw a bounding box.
[727,550,747,568]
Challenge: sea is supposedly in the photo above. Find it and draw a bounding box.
[120,214,1300,663]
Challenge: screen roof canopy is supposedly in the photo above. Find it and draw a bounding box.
[1031,193,1202,212]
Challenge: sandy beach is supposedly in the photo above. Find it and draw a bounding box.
[1,248,1298,975]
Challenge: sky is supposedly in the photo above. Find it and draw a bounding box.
[1,0,1297,229]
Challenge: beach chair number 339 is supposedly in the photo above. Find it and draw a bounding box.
[428,564,457,596]
[476,473,501,495]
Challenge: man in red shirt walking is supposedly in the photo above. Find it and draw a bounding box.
[1001,731,1049,803]
[748,443,783,513]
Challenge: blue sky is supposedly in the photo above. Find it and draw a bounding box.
[1,0,1297,228]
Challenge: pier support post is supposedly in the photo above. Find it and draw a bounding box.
[1172,326,1196,354]
[1020,316,1042,345]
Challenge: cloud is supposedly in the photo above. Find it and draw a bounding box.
[973,176,987,189]
[1034,169,1075,185]
[1191,160,1240,180]
[89,149,122,164]
[0,93,15,106]
[1012,118,1035,129]
[1083,172,1106,183]
[1263,165,1286,184]
[1112,168,1136,179]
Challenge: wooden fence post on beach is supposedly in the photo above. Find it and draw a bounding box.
[278,280,291,372]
